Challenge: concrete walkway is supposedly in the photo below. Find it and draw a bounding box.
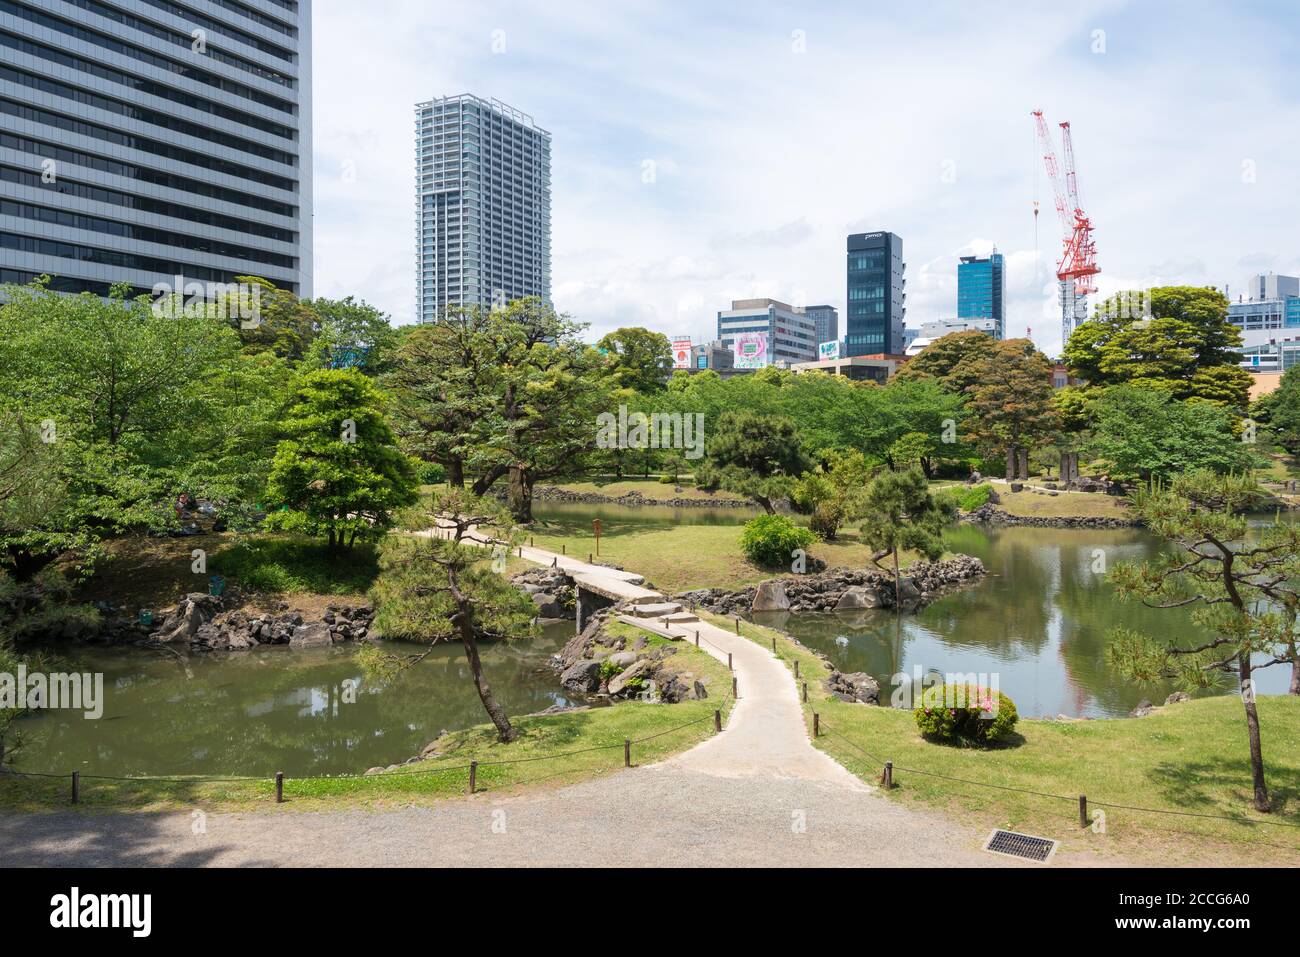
[0,527,1030,868]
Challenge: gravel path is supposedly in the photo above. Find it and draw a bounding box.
[0,541,1044,868]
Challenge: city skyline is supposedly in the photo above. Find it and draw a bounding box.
[312,1,1300,355]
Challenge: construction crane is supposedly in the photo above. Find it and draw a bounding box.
[1032,110,1100,348]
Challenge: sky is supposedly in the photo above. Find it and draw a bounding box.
[310,0,1300,356]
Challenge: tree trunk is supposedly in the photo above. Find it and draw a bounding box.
[446,458,465,488]
[471,464,508,497]
[456,608,517,743]
[1239,653,1271,812]
[754,495,775,515]
[507,465,534,523]
[892,547,901,616]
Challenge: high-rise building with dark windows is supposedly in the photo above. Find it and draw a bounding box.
[0,0,312,297]
[957,250,1005,339]
[845,231,905,355]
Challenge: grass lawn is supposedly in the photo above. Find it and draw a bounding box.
[544,477,748,503]
[995,488,1135,520]
[703,611,1300,865]
[515,520,923,594]
[0,622,734,813]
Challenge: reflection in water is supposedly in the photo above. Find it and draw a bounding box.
[758,525,1290,719]
[15,623,575,778]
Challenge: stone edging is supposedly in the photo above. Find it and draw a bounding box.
[961,503,1141,528]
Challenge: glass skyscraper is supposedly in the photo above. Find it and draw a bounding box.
[415,94,551,321]
[0,0,312,297]
[846,231,905,355]
[957,251,1005,339]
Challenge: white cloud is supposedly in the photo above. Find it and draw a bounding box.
[312,1,1300,359]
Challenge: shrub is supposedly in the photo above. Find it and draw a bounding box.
[416,461,446,484]
[914,683,1018,745]
[740,514,815,568]
[937,483,991,513]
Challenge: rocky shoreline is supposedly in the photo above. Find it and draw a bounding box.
[81,593,375,652]
[962,503,1140,528]
[675,556,987,616]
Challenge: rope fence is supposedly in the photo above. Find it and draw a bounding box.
[0,687,737,806]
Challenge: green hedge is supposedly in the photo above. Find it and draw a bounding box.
[740,514,816,569]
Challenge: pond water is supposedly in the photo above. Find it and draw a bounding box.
[757,523,1291,718]
[13,624,577,778]
[12,503,1292,778]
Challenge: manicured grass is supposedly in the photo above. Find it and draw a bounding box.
[211,535,379,597]
[544,478,748,503]
[0,622,734,813]
[706,611,1300,865]
[995,488,1134,520]
[518,520,922,594]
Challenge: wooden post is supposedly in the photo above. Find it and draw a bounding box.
[562,544,566,555]
[275,771,284,804]
[802,682,808,703]
[589,553,593,564]
[793,659,800,679]
[727,652,732,671]
[695,631,700,647]
[530,536,534,547]
[813,713,820,737]
[624,739,631,768]
[469,761,478,794]
[771,637,776,653]
[1079,794,1088,829]
[71,770,79,805]
[884,761,894,790]
[734,617,740,634]
[732,676,737,698]
[713,710,722,733]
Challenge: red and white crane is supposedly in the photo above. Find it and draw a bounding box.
[1032,110,1100,348]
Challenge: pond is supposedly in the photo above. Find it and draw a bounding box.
[756,523,1291,718]
[12,623,577,779]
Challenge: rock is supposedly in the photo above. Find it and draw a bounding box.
[693,680,709,700]
[560,659,602,694]
[289,622,333,649]
[825,670,880,705]
[531,592,565,619]
[1130,699,1157,718]
[1164,691,1191,706]
[751,580,791,612]
[835,586,884,610]
[608,658,652,696]
[607,651,639,669]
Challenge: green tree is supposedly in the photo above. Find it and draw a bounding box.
[1086,386,1257,482]
[308,296,399,375]
[1064,287,1253,408]
[1251,363,1300,454]
[792,449,877,540]
[597,327,673,393]
[263,370,418,551]
[366,491,536,742]
[893,330,998,394]
[696,411,810,514]
[962,339,1059,480]
[1107,472,1300,812]
[858,468,953,609]
[888,431,939,476]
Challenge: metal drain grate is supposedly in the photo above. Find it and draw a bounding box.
[983,829,1058,863]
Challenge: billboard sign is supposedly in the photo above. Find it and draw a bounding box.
[818,340,840,362]
[671,337,693,369]
[733,332,769,369]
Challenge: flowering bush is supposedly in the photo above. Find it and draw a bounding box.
[913,683,1018,745]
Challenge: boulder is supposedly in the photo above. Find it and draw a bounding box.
[826,670,880,705]
[751,580,791,612]
[608,658,652,696]
[1130,699,1157,718]
[531,593,565,619]
[289,622,333,649]
[560,659,602,694]
[607,651,639,669]
[835,586,884,610]
[1164,691,1192,706]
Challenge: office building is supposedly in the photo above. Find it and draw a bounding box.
[791,353,904,384]
[846,232,905,355]
[797,303,838,346]
[0,0,312,297]
[1242,273,1300,303]
[957,251,1005,338]
[690,340,734,372]
[415,94,551,320]
[716,298,818,366]
[1227,275,1300,373]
